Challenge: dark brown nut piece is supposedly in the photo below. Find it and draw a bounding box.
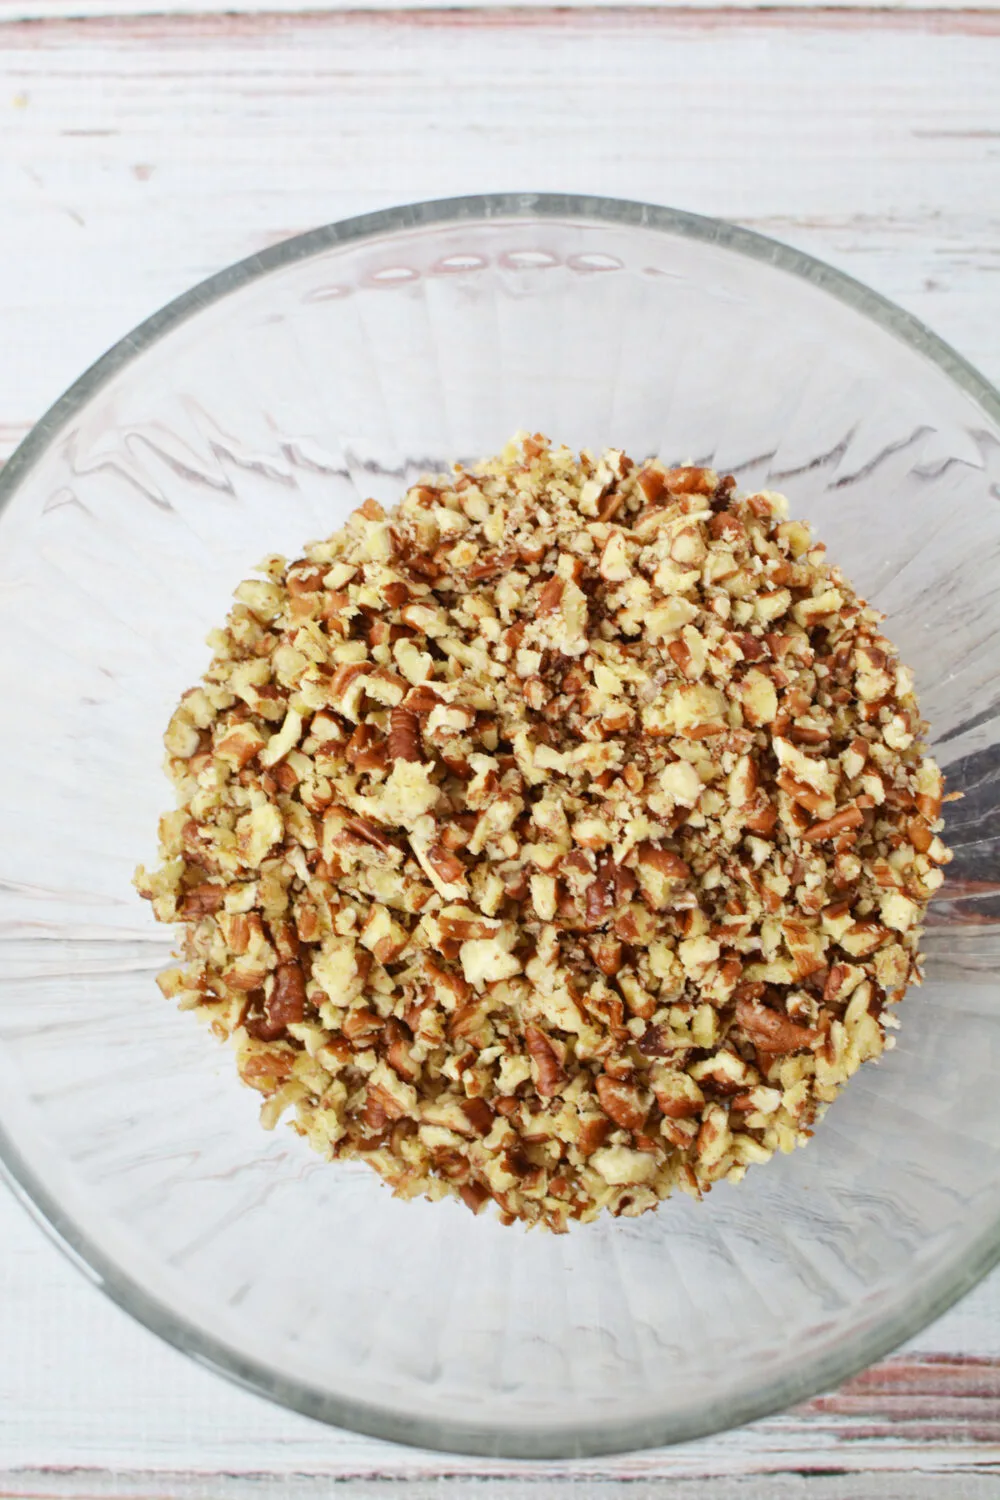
[460,1180,492,1215]
[577,1115,613,1156]
[652,1070,704,1119]
[403,685,443,715]
[426,844,466,885]
[524,1025,566,1098]
[215,724,267,769]
[385,1017,420,1080]
[735,997,818,1053]
[449,996,493,1041]
[460,1097,495,1136]
[595,1075,647,1132]
[345,723,388,772]
[179,883,226,917]
[268,960,307,1030]
[387,705,423,763]
[664,465,716,495]
[537,575,565,615]
[343,1008,383,1044]
[345,815,397,854]
[587,935,624,976]
[803,805,865,842]
[241,1050,296,1089]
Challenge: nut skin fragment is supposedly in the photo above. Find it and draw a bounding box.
[137,434,949,1232]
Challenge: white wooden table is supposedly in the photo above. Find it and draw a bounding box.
[2,3,1000,1494]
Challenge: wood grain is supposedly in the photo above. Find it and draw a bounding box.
[1,7,999,472]
[1,6,999,1491]
[4,0,1000,15]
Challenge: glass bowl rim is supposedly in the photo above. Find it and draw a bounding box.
[1,191,999,1459]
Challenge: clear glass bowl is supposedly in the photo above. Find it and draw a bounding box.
[1,194,998,1459]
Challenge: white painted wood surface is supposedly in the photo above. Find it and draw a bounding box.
[4,0,999,15]
[1,7,1000,1495]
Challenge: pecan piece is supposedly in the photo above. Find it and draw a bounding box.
[587,935,624,976]
[537,575,565,615]
[803,805,865,842]
[524,1025,566,1098]
[241,1049,296,1088]
[345,723,388,773]
[343,1008,383,1044]
[735,997,818,1053]
[179,883,226,917]
[345,815,397,854]
[664,465,716,495]
[426,844,466,886]
[268,960,307,1030]
[595,1075,647,1132]
[577,1116,612,1156]
[387,705,423,764]
[384,1017,419,1081]
[460,1097,495,1136]
[365,1082,405,1131]
[459,1180,491,1215]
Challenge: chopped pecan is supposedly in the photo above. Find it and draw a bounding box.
[803,805,865,842]
[459,1180,491,1215]
[577,1116,612,1156]
[144,434,947,1230]
[365,1082,405,1131]
[524,1025,566,1098]
[343,1008,383,1044]
[385,1016,419,1081]
[537,575,565,615]
[179,883,226,917]
[387,705,423,764]
[460,1097,495,1136]
[735,997,818,1053]
[426,844,466,885]
[345,815,397,854]
[268,960,307,1030]
[595,1075,647,1132]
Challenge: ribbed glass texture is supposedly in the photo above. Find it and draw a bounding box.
[0,197,997,1458]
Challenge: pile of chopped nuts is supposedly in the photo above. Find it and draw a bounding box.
[136,435,951,1230]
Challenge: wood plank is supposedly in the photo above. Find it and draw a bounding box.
[3,0,999,16]
[3,1475,1000,1499]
